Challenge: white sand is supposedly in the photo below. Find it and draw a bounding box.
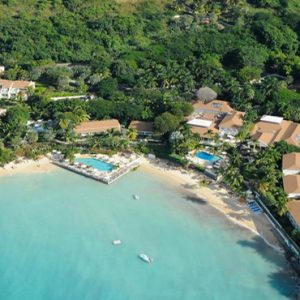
[0,157,57,176]
[139,157,283,252]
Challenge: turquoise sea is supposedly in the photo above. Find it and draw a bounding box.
[0,168,296,300]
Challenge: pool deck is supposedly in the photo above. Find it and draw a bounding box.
[51,156,141,184]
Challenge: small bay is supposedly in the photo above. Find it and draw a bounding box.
[0,169,296,300]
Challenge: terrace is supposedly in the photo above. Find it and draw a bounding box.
[50,151,140,184]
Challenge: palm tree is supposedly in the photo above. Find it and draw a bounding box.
[222,165,244,194]
[73,107,90,124]
[231,149,242,166]
[127,128,138,141]
[275,189,288,216]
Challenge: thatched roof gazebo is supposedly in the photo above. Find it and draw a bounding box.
[196,87,217,103]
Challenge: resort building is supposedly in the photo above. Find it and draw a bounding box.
[0,79,35,100]
[287,201,300,231]
[282,153,300,175]
[129,121,154,137]
[188,100,244,139]
[283,175,300,199]
[75,119,121,136]
[187,115,219,137]
[192,100,234,115]
[251,115,300,147]
[219,111,245,137]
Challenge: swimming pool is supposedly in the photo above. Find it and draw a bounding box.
[76,158,114,172]
[195,151,220,162]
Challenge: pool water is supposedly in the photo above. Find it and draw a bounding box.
[76,157,114,172]
[195,151,220,162]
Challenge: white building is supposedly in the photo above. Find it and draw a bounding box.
[0,66,5,74]
[0,79,35,100]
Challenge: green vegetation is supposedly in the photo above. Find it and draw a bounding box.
[221,141,300,216]
[0,0,299,124]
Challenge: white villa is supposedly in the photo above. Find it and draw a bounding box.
[282,152,300,198]
[74,119,121,136]
[251,115,300,147]
[0,79,35,100]
[187,100,244,139]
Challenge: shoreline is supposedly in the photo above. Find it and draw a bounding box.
[0,157,57,177]
[0,155,284,252]
[139,157,284,253]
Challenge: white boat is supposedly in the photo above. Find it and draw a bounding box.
[133,194,140,200]
[112,240,122,245]
[139,253,153,263]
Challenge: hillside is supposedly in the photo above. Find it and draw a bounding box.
[0,0,300,121]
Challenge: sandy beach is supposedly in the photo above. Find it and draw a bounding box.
[139,157,283,252]
[0,155,283,251]
[0,157,57,176]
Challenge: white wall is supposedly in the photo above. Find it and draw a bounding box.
[283,170,300,176]
[287,192,300,199]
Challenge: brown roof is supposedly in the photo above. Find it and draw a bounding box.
[251,118,300,147]
[129,121,154,133]
[283,175,300,194]
[287,200,300,227]
[0,79,35,89]
[282,153,300,170]
[75,119,121,134]
[193,100,234,114]
[219,111,245,129]
[189,113,219,136]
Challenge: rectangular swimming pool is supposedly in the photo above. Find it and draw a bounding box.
[195,151,220,162]
[76,158,114,172]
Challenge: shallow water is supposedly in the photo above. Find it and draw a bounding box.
[0,169,296,300]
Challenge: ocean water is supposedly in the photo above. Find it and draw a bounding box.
[0,169,296,300]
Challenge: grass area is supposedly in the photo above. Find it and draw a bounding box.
[278,88,300,103]
[35,83,87,98]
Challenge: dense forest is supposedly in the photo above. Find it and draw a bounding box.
[0,0,300,124]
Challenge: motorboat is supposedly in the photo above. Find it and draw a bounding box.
[112,240,122,245]
[138,253,153,263]
[133,194,140,200]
